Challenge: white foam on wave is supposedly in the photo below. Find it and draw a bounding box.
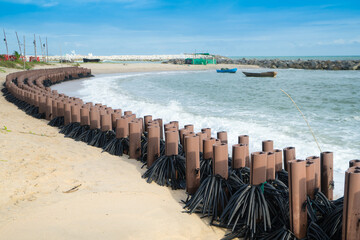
[52,72,360,197]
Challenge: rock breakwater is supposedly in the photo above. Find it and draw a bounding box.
[166,57,360,70]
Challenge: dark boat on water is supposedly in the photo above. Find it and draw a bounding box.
[216,68,237,73]
[242,71,277,77]
[83,58,101,63]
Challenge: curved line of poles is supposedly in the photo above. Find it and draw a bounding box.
[3,67,359,240]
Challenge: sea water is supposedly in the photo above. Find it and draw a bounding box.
[53,68,360,197]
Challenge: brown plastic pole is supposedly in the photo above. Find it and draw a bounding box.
[274,149,283,172]
[129,121,141,159]
[262,140,274,152]
[45,96,52,120]
[165,130,178,156]
[217,131,228,144]
[147,120,159,127]
[320,151,333,200]
[138,118,144,133]
[51,99,58,119]
[144,115,152,132]
[267,152,276,181]
[89,107,100,129]
[57,101,65,117]
[34,94,41,108]
[71,105,81,123]
[170,121,179,130]
[232,144,246,169]
[80,107,90,126]
[342,166,360,240]
[183,131,195,153]
[111,112,122,130]
[126,118,133,136]
[196,132,207,153]
[185,135,200,194]
[238,135,249,144]
[124,110,132,116]
[164,123,175,131]
[203,138,216,159]
[184,124,194,132]
[30,93,36,107]
[250,152,267,185]
[306,156,321,192]
[213,143,228,179]
[349,159,360,167]
[106,108,114,115]
[288,159,307,239]
[154,118,164,140]
[238,135,250,167]
[100,113,112,131]
[183,131,195,137]
[85,102,93,107]
[147,125,160,168]
[283,147,296,171]
[64,102,72,125]
[31,93,37,107]
[99,108,106,116]
[165,125,177,132]
[201,128,211,138]
[39,96,46,114]
[179,128,188,146]
[116,117,129,138]
[306,161,316,199]
[126,114,136,121]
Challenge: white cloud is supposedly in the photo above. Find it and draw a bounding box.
[72,0,159,8]
[4,0,160,9]
[316,39,360,46]
[42,2,59,7]
[306,18,360,26]
[3,0,59,7]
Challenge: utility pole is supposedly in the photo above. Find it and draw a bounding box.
[23,36,26,70]
[33,34,37,61]
[46,37,48,63]
[60,44,62,65]
[15,32,22,55]
[3,29,8,56]
[39,36,43,61]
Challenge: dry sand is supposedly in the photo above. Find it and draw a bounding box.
[0,63,257,240]
[77,62,258,74]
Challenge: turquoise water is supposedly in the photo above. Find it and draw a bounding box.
[229,56,360,61]
[53,68,360,196]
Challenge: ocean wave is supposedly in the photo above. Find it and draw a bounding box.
[52,70,360,196]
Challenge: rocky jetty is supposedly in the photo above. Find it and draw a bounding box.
[165,57,360,70]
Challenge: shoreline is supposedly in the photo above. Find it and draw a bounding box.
[0,63,229,240]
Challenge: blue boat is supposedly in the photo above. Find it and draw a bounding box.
[216,68,237,73]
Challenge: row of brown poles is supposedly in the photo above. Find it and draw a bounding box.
[3,67,360,239]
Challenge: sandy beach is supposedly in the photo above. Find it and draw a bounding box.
[0,63,257,240]
[77,62,258,74]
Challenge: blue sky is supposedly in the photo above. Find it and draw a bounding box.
[1,0,360,56]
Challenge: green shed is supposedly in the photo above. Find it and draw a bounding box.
[185,53,216,65]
